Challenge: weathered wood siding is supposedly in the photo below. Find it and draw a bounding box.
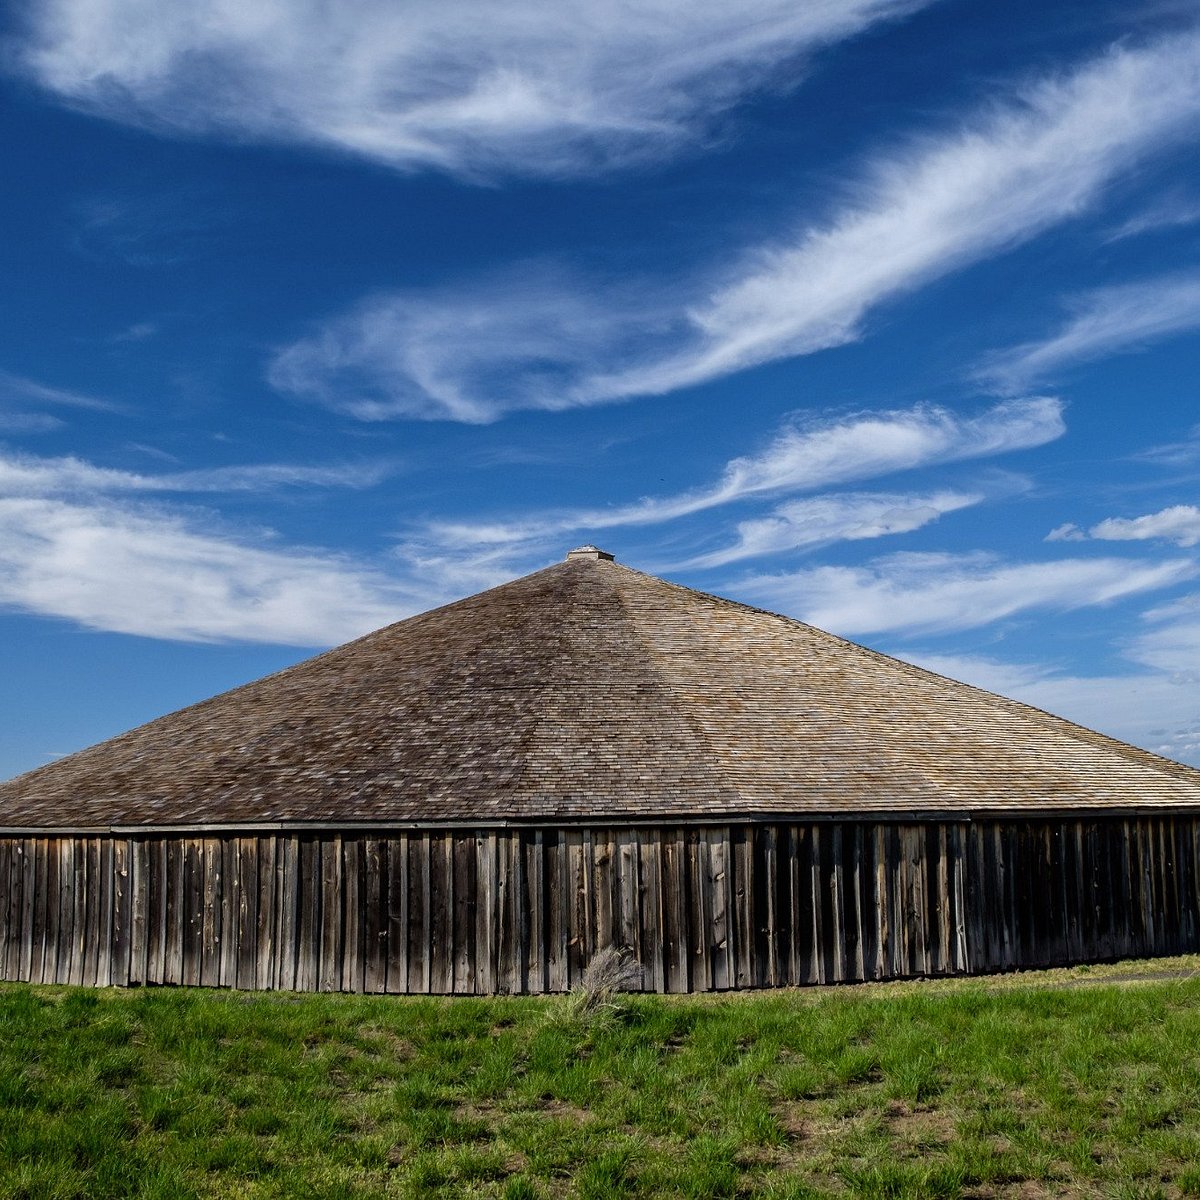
[2,817,1198,992]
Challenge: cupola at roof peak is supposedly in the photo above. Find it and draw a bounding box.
[565,545,615,561]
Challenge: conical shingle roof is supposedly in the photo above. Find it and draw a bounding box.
[5,550,1200,830]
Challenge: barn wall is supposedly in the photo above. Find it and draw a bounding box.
[1,817,1198,993]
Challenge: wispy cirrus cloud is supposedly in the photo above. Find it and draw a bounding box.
[0,495,414,644]
[0,450,472,644]
[0,448,392,497]
[678,489,982,568]
[14,0,928,178]
[1049,505,1200,549]
[984,271,1200,390]
[420,397,1063,551]
[0,369,120,413]
[738,551,1195,637]
[272,30,1200,422]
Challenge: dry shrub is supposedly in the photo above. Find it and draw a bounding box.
[565,946,643,1021]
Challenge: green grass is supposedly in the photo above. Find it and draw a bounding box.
[3,959,1200,1197]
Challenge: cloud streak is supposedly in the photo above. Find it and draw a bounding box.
[0,450,486,645]
[1048,505,1200,549]
[421,397,1063,549]
[679,489,982,568]
[0,448,392,496]
[16,0,927,178]
[984,271,1200,389]
[272,30,1200,421]
[739,551,1195,637]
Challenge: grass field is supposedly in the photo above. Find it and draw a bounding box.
[3,959,1200,1199]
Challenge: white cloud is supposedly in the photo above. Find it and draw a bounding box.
[269,273,678,423]
[0,448,457,644]
[1092,505,1200,548]
[905,650,1200,767]
[0,495,417,644]
[984,271,1200,389]
[0,413,64,434]
[1104,191,1200,241]
[1045,522,1086,542]
[0,369,119,413]
[420,397,1063,548]
[1048,505,1200,549]
[738,551,1195,636]
[0,448,391,496]
[271,31,1200,420]
[678,488,981,568]
[15,0,927,177]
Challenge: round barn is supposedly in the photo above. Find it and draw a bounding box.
[3,546,1200,994]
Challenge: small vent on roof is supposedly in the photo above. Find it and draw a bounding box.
[566,545,615,561]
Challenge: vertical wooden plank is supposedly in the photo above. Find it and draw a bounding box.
[0,842,15,980]
[235,839,258,989]
[295,837,320,992]
[303,837,324,991]
[786,827,803,986]
[127,838,148,986]
[344,838,363,993]
[318,837,343,992]
[525,830,546,993]
[949,824,969,973]
[934,826,951,975]
[452,834,474,994]
[848,824,867,982]
[387,836,410,994]
[759,826,779,988]
[500,833,523,994]
[810,824,827,984]
[662,828,689,993]
[687,829,711,991]
[732,825,753,990]
[5,842,23,981]
[81,838,102,987]
[160,839,181,985]
[144,839,166,985]
[19,838,38,984]
[199,838,220,987]
[525,830,544,998]
[44,840,60,984]
[405,835,429,993]
[594,829,615,955]
[218,838,237,988]
[98,839,115,987]
[873,825,890,980]
[109,839,130,986]
[638,831,664,994]
[475,833,496,995]
[829,825,846,984]
[565,830,586,988]
[546,831,569,993]
[427,833,452,994]
[710,828,731,991]
[57,837,75,986]
[29,840,48,985]
[68,837,87,987]
[253,837,274,990]
[275,836,299,991]
[180,838,202,986]
[362,838,386,993]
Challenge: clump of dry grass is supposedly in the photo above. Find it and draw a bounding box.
[563,946,643,1021]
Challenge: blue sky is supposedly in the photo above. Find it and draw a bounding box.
[2,0,1200,779]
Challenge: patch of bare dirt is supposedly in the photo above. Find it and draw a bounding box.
[884,1099,957,1147]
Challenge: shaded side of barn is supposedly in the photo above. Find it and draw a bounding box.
[3,814,1198,994]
